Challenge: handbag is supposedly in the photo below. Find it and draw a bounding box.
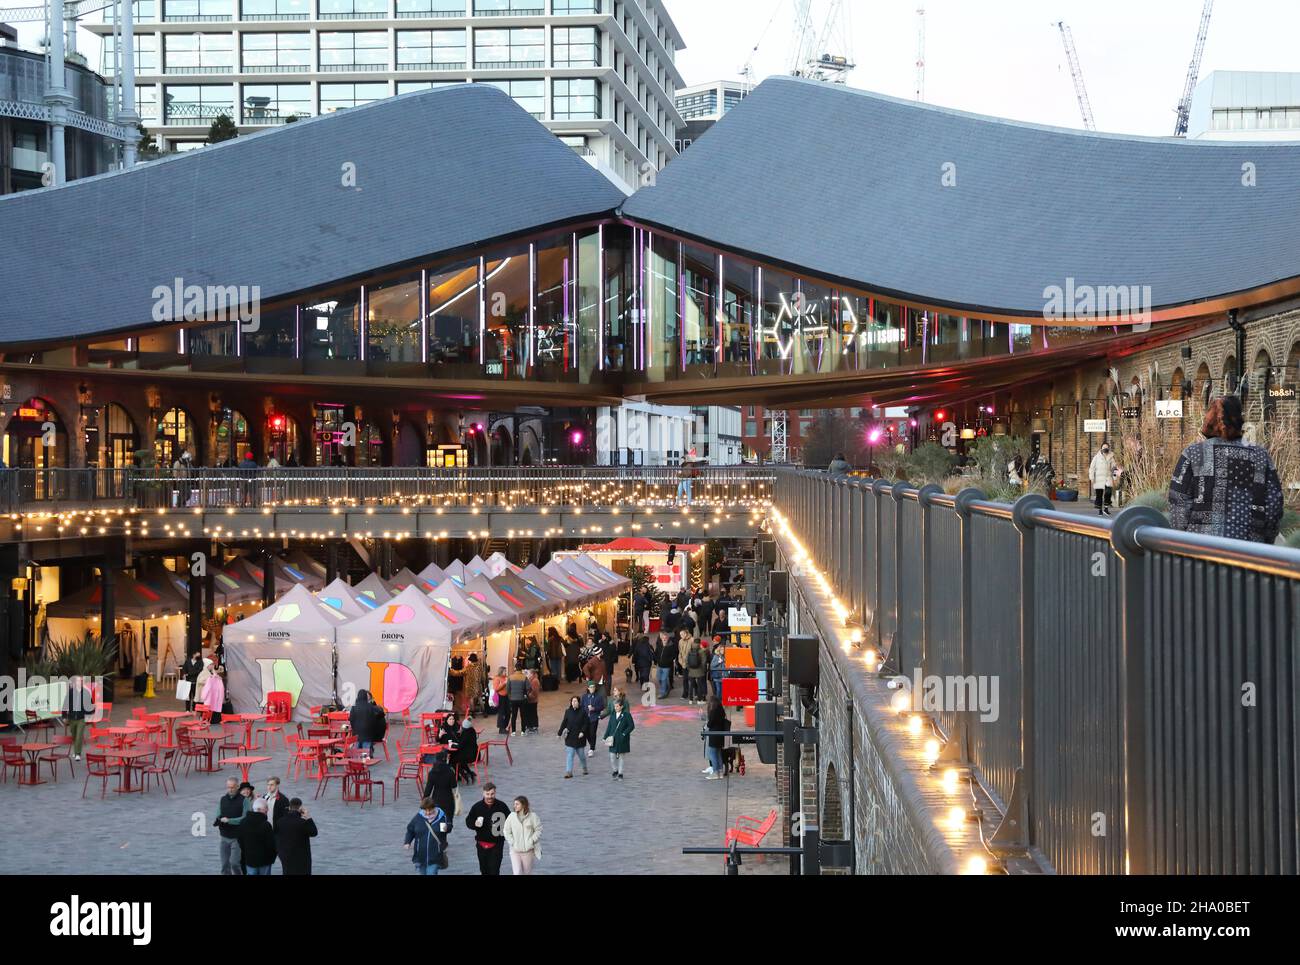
[175,680,192,701]
[603,736,615,748]
[452,786,463,817]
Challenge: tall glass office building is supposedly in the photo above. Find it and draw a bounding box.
[88,0,684,191]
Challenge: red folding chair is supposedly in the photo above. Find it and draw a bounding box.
[82,752,121,799]
[40,735,76,781]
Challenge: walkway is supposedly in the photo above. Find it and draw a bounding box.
[0,660,781,875]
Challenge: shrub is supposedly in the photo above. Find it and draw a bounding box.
[1129,489,1170,514]
[906,442,956,483]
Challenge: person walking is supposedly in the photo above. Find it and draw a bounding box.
[685,634,708,704]
[1168,395,1283,543]
[703,698,729,780]
[506,666,529,735]
[709,641,726,700]
[236,798,278,875]
[603,696,635,781]
[579,679,605,759]
[543,628,563,681]
[492,667,510,734]
[465,782,511,875]
[275,799,317,875]
[631,635,654,687]
[180,651,203,712]
[201,664,226,724]
[62,675,95,762]
[263,776,290,827]
[653,631,676,700]
[581,644,605,695]
[522,669,541,733]
[1088,443,1117,517]
[461,652,484,718]
[213,777,251,875]
[503,796,542,875]
[404,798,448,875]
[558,696,589,777]
[421,752,457,849]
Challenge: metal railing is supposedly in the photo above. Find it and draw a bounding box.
[773,468,1300,875]
[0,466,774,513]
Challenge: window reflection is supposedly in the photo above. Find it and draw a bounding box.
[681,243,715,376]
[483,244,530,378]
[426,258,479,373]
[646,233,679,381]
[367,272,422,364]
[535,233,576,382]
[303,288,361,361]
[720,256,757,376]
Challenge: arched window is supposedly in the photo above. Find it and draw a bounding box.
[1254,349,1274,418]
[3,397,67,473]
[155,406,195,467]
[1223,355,1238,396]
[1169,367,1185,400]
[1194,361,1212,406]
[214,408,249,466]
[266,412,299,465]
[89,402,139,469]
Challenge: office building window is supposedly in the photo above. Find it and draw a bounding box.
[319,81,390,111]
[473,28,543,67]
[102,34,158,74]
[473,0,544,15]
[241,83,311,122]
[552,26,599,67]
[163,84,235,122]
[397,80,461,93]
[320,32,389,70]
[241,32,311,71]
[162,0,231,20]
[135,85,160,122]
[396,0,465,16]
[480,78,544,116]
[553,77,598,119]
[163,33,234,72]
[240,0,309,19]
[318,0,387,18]
[396,29,467,69]
[553,0,598,12]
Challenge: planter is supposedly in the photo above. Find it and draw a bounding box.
[1055,488,1079,502]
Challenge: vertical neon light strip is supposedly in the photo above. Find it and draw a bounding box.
[528,243,536,375]
[562,251,570,372]
[643,229,653,373]
[478,255,485,367]
[631,227,641,371]
[715,251,723,375]
[358,285,367,362]
[420,269,428,364]
[294,304,301,359]
[178,326,187,355]
[597,223,605,372]
[677,241,685,373]
[234,305,242,357]
[754,265,762,376]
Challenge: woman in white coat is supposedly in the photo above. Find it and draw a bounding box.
[503,795,542,875]
[1088,444,1117,517]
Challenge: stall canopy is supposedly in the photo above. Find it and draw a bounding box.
[442,560,467,585]
[274,554,325,592]
[316,578,375,617]
[352,572,393,606]
[235,556,292,595]
[226,584,348,644]
[337,584,479,647]
[482,552,521,576]
[462,572,536,625]
[577,537,702,556]
[46,571,188,620]
[542,559,603,604]
[572,553,632,589]
[213,565,264,606]
[418,562,448,587]
[384,567,427,594]
[427,578,513,634]
[136,563,199,612]
[464,555,491,578]
[520,564,587,608]
[286,549,328,583]
[492,569,562,616]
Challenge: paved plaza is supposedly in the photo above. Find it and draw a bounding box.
[0,661,782,876]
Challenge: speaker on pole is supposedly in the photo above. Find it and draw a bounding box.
[768,570,788,608]
[788,634,819,689]
[760,540,776,566]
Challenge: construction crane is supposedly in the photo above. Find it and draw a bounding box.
[1055,20,1096,131]
[1173,0,1214,136]
[789,0,855,83]
[915,7,925,101]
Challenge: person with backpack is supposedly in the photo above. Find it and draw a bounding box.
[603,696,635,781]
[579,679,605,759]
[558,696,589,778]
[685,634,708,704]
[404,798,448,875]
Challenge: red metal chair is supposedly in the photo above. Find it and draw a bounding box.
[343,758,385,808]
[82,752,121,799]
[219,721,246,759]
[479,731,513,766]
[393,741,424,801]
[313,746,349,800]
[723,808,778,848]
[288,738,320,780]
[260,692,292,748]
[143,748,178,795]
[2,744,31,784]
[176,728,209,776]
[40,735,76,781]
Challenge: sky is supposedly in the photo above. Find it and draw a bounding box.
[664,0,1300,136]
[8,0,1297,135]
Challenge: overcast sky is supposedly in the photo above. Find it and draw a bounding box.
[665,0,1299,135]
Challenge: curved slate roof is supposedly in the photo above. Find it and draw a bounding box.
[0,83,625,345]
[622,76,1300,317]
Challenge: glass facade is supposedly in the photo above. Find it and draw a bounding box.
[553,78,599,119]
[474,28,544,68]
[241,33,311,72]
[397,30,467,69]
[59,222,1126,387]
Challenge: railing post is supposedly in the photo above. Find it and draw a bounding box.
[870,478,888,654]
[992,492,1051,852]
[948,487,985,763]
[916,483,943,676]
[1110,504,1165,875]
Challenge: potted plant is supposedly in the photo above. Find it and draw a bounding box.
[1054,477,1079,502]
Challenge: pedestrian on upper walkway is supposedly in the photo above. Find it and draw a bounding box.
[1168,395,1283,544]
[1088,443,1117,517]
[827,452,850,474]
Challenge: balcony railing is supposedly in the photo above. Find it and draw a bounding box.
[242,64,311,73]
[396,60,467,70]
[473,58,544,69]
[0,466,775,513]
[395,9,464,16]
[163,65,234,74]
[474,7,543,15]
[773,468,1300,875]
[241,12,310,19]
[319,62,389,71]
[162,13,233,21]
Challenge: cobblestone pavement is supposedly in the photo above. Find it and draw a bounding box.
[0,660,783,876]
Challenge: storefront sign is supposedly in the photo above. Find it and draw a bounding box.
[1121,406,1140,419]
[1267,385,1296,400]
[1083,419,1108,433]
[1155,399,1183,419]
[485,360,504,376]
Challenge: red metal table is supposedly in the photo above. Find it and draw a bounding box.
[105,747,156,793]
[17,743,55,786]
[223,714,266,750]
[153,711,194,747]
[189,729,225,772]
[222,755,272,784]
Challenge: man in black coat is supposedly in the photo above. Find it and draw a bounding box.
[421,753,456,847]
[275,799,318,875]
[464,782,511,875]
[180,651,204,711]
[236,798,278,874]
